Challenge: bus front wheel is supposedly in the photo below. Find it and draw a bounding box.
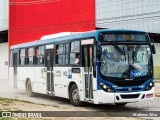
[26,81,35,97]
[69,84,83,106]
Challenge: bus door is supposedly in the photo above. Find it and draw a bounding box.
[82,39,94,101]
[45,45,54,94]
[13,52,18,88]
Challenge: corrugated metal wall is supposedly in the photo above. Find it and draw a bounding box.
[0,43,8,80]
[153,43,160,79]
[96,0,160,33]
[0,0,8,31]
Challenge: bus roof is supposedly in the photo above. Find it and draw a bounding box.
[10,29,146,50]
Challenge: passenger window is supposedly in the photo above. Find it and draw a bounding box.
[71,41,80,52]
[10,50,13,66]
[20,49,26,65]
[27,48,35,65]
[70,41,80,65]
[56,43,69,65]
[36,46,45,65]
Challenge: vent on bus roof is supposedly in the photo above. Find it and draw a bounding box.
[40,32,82,40]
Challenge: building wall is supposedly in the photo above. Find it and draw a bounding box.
[96,0,160,33]
[153,43,160,79]
[0,0,8,31]
[9,0,95,47]
[0,43,8,80]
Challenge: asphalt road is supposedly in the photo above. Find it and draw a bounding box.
[0,79,160,118]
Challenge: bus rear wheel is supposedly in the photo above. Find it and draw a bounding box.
[69,84,83,106]
[26,81,35,97]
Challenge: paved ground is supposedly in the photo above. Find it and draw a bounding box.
[0,79,160,119]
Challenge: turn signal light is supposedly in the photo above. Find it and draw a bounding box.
[146,93,153,98]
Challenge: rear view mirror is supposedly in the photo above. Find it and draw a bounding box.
[150,38,156,54]
[151,45,156,54]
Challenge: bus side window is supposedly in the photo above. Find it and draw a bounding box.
[70,41,80,65]
[56,44,68,65]
[20,48,26,65]
[56,44,63,64]
[36,46,45,65]
[10,50,13,66]
[93,46,96,77]
[27,47,35,65]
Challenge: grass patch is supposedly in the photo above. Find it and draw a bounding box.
[1,103,10,106]
[0,108,11,111]
[0,118,13,120]
[0,97,48,107]
[0,98,11,101]
[0,99,14,106]
[15,100,33,104]
[0,98,33,104]
[0,108,23,111]
[0,118,50,120]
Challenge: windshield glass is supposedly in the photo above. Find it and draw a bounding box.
[100,45,152,78]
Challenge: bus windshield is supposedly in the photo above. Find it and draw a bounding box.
[100,45,152,78]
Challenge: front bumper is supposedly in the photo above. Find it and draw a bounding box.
[93,87,154,104]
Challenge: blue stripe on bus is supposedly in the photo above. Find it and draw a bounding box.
[97,75,154,92]
[10,29,146,49]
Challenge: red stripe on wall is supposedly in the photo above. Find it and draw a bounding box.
[9,0,95,47]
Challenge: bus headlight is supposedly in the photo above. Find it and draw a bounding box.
[145,82,154,91]
[99,82,115,92]
[149,82,153,87]
[102,84,107,89]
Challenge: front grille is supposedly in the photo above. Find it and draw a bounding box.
[116,88,142,92]
[120,94,140,99]
[112,80,146,87]
[100,74,152,87]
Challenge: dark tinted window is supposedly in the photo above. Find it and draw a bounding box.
[20,49,26,65]
[27,47,35,65]
[36,46,45,65]
[70,41,80,65]
[56,43,69,65]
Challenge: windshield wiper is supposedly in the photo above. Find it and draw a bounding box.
[113,44,126,56]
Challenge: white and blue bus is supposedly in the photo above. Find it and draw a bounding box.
[9,29,156,106]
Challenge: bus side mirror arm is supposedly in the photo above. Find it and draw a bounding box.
[151,45,156,54]
[150,38,156,54]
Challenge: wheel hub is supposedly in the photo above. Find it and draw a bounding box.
[72,89,79,102]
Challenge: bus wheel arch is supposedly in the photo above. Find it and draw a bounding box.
[68,82,76,94]
[69,82,83,106]
[25,78,30,91]
[25,78,35,97]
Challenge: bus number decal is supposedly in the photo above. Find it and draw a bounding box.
[63,71,67,76]
[54,70,61,77]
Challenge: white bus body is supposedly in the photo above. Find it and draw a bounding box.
[9,29,155,106]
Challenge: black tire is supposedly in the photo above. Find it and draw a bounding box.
[115,103,127,106]
[69,84,83,106]
[26,81,35,97]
